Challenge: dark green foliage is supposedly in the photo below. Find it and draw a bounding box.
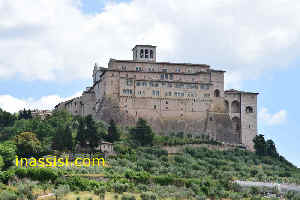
[15,167,60,182]
[15,132,42,157]
[253,134,267,156]
[76,115,106,150]
[106,119,120,143]
[53,125,73,151]
[0,108,16,128]
[121,194,136,200]
[18,109,32,120]
[0,141,16,168]
[130,118,154,146]
[140,192,157,200]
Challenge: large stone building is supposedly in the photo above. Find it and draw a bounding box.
[55,45,258,149]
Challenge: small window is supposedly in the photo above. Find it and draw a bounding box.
[145,49,149,58]
[140,49,144,58]
[166,101,168,104]
[150,50,153,58]
[170,74,173,80]
[154,105,157,109]
[176,68,180,72]
[246,106,254,113]
[214,89,220,97]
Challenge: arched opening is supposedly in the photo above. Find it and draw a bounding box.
[224,100,229,113]
[214,89,220,97]
[150,50,153,58]
[231,100,240,113]
[232,117,241,132]
[246,106,254,113]
[145,49,149,58]
[140,49,144,58]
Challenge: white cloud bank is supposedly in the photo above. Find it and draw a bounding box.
[1,0,300,87]
[258,107,287,126]
[0,92,82,113]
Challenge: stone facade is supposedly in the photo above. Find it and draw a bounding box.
[55,45,258,150]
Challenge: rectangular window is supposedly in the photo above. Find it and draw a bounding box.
[164,74,168,79]
[126,79,133,86]
[176,68,180,72]
[162,82,166,87]
[160,74,164,79]
[145,49,149,58]
[162,68,168,72]
[142,81,147,86]
[170,74,173,80]
[136,81,141,86]
[168,83,172,88]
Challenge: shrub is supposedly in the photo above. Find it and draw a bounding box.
[141,191,157,200]
[113,182,129,194]
[54,184,70,199]
[0,190,17,200]
[121,194,136,200]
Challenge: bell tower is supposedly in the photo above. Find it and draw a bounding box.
[132,45,156,62]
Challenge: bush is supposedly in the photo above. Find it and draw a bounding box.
[0,190,17,200]
[121,194,136,200]
[113,182,129,194]
[141,191,157,200]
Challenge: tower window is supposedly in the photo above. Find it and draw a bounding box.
[140,49,144,58]
[246,106,254,113]
[150,50,153,58]
[145,49,149,58]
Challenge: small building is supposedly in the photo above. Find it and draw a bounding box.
[31,109,52,120]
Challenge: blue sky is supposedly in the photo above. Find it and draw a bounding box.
[0,0,299,167]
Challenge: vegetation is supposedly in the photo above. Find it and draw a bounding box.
[0,107,299,199]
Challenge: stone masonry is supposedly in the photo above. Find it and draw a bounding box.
[55,45,258,150]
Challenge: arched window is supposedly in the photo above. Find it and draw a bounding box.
[214,89,220,97]
[145,49,149,58]
[224,100,229,113]
[150,50,153,58]
[231,101,240,113]
[246,106,254,113]
[140,49,144,58]
[232,117,241,132]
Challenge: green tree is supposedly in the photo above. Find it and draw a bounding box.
[0,141,16,168]
[130,118,154,146]
[76,117,87,147]
[253,134,266,156]
[85,115,102,150]
[15,132,42,157]
[107,119,120,143]
[266,139,279,158]
[53,125,73,151]
[18,109,32,120]
[0,108,16,128]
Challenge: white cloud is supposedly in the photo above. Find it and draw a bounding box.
[258,107,287,126]
[1,0,300,86]
[0,91,82,113]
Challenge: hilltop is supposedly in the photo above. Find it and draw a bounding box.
[0,109,299,199]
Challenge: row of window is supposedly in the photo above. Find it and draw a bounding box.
[124,89,206,98]
[140,49,154,59]
[121,65,194,73]
[134,80,210,90]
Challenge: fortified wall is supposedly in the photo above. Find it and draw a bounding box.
[55,45,258,150]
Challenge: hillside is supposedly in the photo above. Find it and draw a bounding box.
[0,109,299,199]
